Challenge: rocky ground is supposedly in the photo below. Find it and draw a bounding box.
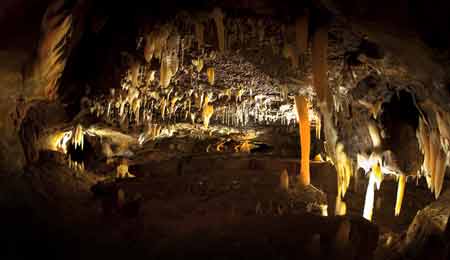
[1,150,445,260]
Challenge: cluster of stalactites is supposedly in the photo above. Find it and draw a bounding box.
[31,0,73,100]
[416,103,450,199]
[89,80,308,132]
[72,124,84,150]
[356,121,411,220]
[142,24,180,88]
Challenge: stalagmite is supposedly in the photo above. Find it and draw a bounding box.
[207,67,215,85]
[295,11,309,56]
[210,8,225,52]
[294,95,310,186]
[395,174,406,216]
[280,169,289,191]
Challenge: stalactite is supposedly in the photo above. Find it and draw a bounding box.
[312,25,329,106]
[32,0,73,100]
[207,67,215,85]
[160,54,173,88]
[363,170,376,221]
[294,95,310,186]
[417,118,432,189]
[373,161,383,190]
[295,11,309,56]
[130,60,140,88]
[72,124,84,150]
[434,147,446,199]
[202,104,214,128]
[160,97,167,120]
[368,122,381,148]
[144,26,171,63]
[335,193,347,216]
[167,35,180,75]
[145,70,156,86]
[144,31,156,62]
[436,110,450,143]
[192,58,204,73]
[191,112,196,125]
[194,21,205,49]
[395,174,406,216]
[237,88,245,103]
[429,130,439,192]
[210,8,225,52]
[282,44,299,69]
[336,143,352,197]
[315,116,321,140]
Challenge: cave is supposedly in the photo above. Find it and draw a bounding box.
[1,0,450,259]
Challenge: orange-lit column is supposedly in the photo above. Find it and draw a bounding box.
[295,95,310,186]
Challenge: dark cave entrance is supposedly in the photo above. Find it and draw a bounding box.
[381,90,420,129]
[380,90,422,173]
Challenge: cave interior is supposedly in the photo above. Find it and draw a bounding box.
[1,0,450,259]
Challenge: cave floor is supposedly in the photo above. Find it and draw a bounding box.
[0,153,440,260]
